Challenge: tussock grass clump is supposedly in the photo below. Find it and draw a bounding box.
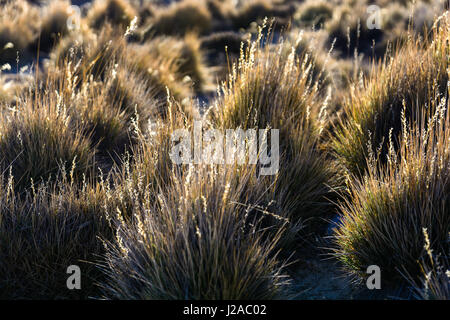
[50,26,121,80]
[101,96,289,299]
[45,53,163,168]
[35,60,126,165]
[206,0,235,29]
[209,24,337,243]
[142,33,210,93]
[87,0,137,30]
[62,64,132,157]
[102,162,290,299]
[136,2,155,26]
[51,25,196,109]
[110,96,191,212]
[0,73,31,105]
[406,229,449,300]
[36,0,72,53]
[175,33,211,93]
[53,26,200,103]
[287,30,335,92]
[0,88,94,191]
[411,0,449,33]
[381,2,410,31]
[232,0,295,30]
[147,0,213,36]
[130,42,195,102]
[333,98,450,285]
[201,31,246,56]
[325,1,384,58]
[103,93,198,226]
[50,27,153,104]
[200,31,247,73]
[0,0,40,64]
[0,174,112,299]
[332,15,449,177]
[284,29,360,120]
[49,24,93,63]
[294,0,333,29]
[106,63,161,123]
[129,35,211,102]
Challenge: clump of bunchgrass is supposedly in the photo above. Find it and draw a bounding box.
[130,40,198,102]
[411,0,449,33]
[200,31,248,77]
[294,0,333,29]
[0,172,112,299]
[49,25,122,80]
[405,229,449,300]
[101,161,291,299]
[62,63,132,159]
[209,22,337,245]
[109,93,193,214]
[37,0,72,53]
[0,68,32,105]
[52,24,201,117]
[231,0,295,30]
[98,93,291,298]
[325,0,384,58]
[142,33,210,93]
[332,14,449,177]
[87,0,137,30]
[206,0,235,29]
[333,96,450,285]
[45,49,164,170]
[0,0,40,64]
[0,83,94,191]
[145,0,213,36]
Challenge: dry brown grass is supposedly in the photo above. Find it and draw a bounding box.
[146,0,213,36]
[332,13,449,177]
[0,0,40,64]
[0,171,113,299]
[333,92,450,285]
[87,0,137,30]
[37,0,72,52]
[208,23,338,247]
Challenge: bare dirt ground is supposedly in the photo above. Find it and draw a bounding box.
[288,218,410,300]
[290,253,382,299]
